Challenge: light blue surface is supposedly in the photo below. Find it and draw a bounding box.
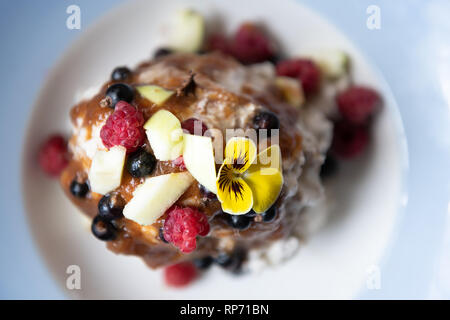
[1,0,449,299]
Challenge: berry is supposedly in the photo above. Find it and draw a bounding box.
[253,111,280,136]
[164,262,197,287]
[100,101,145,153]
[98,193,124,221]
[276,59,321,95]
[268,54,282,65]
[172,156,186,171]
[105,83,134,109]
[193,256,214,270]
[154,47,173,59]
[261,205,277,222]
[38,135,68,177]
[70,179,89,198]
[320,155,338,179]
[244,210,257,218]
[91,215,118,241]
[214,249,246,273]
[163,207,210,253]
[332,121,369,158]
[126,149,157,178]
[111,66,131,81]
[230,23,275,64]
[181,118,208,136]
[214,252,234,268]
[225,214,252,230]
[206,33,231,54]
[336,86,381,125]
[199,184,217,200]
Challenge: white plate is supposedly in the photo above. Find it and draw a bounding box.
[22,0,406,299]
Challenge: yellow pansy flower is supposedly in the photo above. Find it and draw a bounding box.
[216,137,283,215]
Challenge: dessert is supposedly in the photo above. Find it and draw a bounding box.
[38,9,381,286]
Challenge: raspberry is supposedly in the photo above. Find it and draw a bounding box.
[100,101,145,153]
[230,23,275,64]
[38,135,69,177]
[181,118,208,136]
[336,86,381,125]
[163,207,210,253]
[331,121,369,158]
[164,262,197,288]
[206,33,231,55]
[276,59,321,95]
[172,156,186,171]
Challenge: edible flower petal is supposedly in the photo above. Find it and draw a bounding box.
[216,138,283,215]
[216,164,254,215]
[223,137,257,173]
[244,145,283,213]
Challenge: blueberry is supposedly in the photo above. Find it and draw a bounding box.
[199,184,217,200]
[153,47,173,59]
[261,206,277,222]
[320,155,338,179]
[268,54,282,65]
[193,256,214,270]
[91,215,117,241]
[111,66,131,81]
[214,253,234,268]
[98,193,124,221]
[253,111,280,137]
[69,179,89,198]
[126,149,157,178]
[244,210,257,218]
[159,227,169,244]
[105,83,134,109]
[214,249,246,273]
[225,214,252,231]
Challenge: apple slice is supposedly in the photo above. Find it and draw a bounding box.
[136,85,174,106]
[274,76,304,108]
[182,133,217,194]
[123,172,194,225]
[305,48,349,79]
[144,110,184,161]
[170,9,205,53]
[88,146,126,194]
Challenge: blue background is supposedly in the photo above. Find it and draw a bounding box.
[1,0,449,299]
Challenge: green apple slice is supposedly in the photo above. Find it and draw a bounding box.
[123,172,194,225]
[136,85,174,106]
[183,133,217,194]
[88,146,126,194]
[170,9,205,53]
[144,110,184,161]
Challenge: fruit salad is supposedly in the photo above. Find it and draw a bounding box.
[38,9,380,287]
